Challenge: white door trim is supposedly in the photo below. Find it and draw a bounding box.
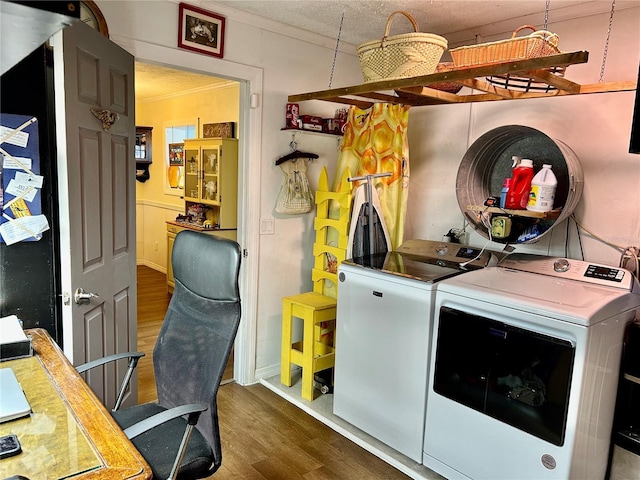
[114,37,262,386]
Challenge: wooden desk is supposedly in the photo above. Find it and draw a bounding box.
[0,329,150,479]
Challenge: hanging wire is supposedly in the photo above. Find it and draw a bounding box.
[328,7,345,88]
[564,214,570,258]
[570,213,626,252]
[599,0,616,83]
[543,0,550,31]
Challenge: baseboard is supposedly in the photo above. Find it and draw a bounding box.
[137,260,165,273]
[255,363,282,382]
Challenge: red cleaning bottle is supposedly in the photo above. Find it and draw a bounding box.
[504,158,534,210]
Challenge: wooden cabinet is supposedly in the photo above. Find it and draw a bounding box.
[183,138,238,229]
[135,126,152,162]
[135,126,152,182]
[166,222,237,292]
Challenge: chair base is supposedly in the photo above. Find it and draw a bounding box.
[281,292,336,401]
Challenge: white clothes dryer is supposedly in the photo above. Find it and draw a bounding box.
[422,254,640,480]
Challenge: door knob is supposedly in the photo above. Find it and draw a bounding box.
[74,288,99,305]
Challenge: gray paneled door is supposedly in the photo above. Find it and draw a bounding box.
[53,21,137,409]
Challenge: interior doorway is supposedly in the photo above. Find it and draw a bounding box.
[128,38,263,388]
[134,61,241,384]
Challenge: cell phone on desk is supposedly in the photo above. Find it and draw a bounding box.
[0,434,21,459]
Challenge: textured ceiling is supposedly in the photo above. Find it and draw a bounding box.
[212,0,628,46]
[136,0,630,99]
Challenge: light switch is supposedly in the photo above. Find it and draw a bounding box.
[260,217,274,235]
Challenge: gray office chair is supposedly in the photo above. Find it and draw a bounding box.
[77,230,242,479]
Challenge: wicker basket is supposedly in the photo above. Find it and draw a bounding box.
[428,62,463,93]
[357,11,447,83]
[450,25,560,68]
[486,65,566,92]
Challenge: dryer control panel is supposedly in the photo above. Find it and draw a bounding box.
[499,254,638,291]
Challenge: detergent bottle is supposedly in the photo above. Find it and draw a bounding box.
[504,157,534,210]
[499,177,511,208]
[527,164,557,212]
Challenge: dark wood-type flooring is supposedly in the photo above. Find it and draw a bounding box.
[136,265,411,479]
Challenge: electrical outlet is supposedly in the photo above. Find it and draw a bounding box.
[154,241,159,252]
[260,217,274,235]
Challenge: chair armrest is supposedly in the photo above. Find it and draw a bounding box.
[76,352,145,373]
[123,403,208,439]
[76,352,145,411]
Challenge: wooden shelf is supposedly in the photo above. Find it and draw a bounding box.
[288,52,637,108]
[280,127,343,137]
[467,205,562,220]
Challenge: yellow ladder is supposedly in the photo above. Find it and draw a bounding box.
[280,167,352,400]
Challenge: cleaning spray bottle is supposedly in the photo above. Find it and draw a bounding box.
[527,164,557,212]
[499,177,511,208]
[504,157,534,210]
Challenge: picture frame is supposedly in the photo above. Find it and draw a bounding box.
[202,122,236,139]
[178,3,225,58]
[168,143,184,166]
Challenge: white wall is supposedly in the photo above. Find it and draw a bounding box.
[99,1,640,382]
[406,9,640,267]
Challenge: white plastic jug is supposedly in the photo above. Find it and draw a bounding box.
[527,164,557,212]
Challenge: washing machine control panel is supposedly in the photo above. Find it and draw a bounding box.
[553,258,571,272]
[500,254,636,291]
[396,239,493,268]
[584,264,626,282]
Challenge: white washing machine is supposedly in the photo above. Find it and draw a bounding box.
[422,254,640,480]
[333,240,493,462]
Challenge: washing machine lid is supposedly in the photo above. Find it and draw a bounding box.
[437,257,640,326]
[344,251,463,284]
[343,240,493,284]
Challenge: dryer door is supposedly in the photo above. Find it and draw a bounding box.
[433,306,576,446]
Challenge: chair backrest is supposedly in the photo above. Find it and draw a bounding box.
[153,230,241,468]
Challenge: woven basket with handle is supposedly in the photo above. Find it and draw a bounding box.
[357,11,448,83]
[450,25,560,67]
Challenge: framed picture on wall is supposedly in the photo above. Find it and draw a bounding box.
[169,143,184,166]
[203,122,235,139]
[167,143,184,189]
[178,3,225,58]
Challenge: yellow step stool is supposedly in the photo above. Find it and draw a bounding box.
[280,292,337,401]
[280,167,352,401]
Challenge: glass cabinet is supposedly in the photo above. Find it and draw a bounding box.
[182,138,238,229]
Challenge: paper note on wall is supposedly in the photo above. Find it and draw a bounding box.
[0,114,43,244]
[0,215,49,245]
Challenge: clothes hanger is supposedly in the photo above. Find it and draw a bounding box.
[275,138,319,165]
[276,150,319,165]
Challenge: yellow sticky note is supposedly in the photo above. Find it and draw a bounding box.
[9,198,31,218]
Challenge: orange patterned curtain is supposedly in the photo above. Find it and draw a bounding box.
[333,103,410,250]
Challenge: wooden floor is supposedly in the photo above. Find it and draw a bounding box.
[136,265,410,479]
